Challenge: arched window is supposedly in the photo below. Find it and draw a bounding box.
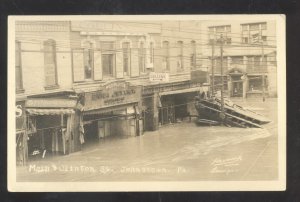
[122,42,130,76]
[177,41,184,70]
[162,41,170,71]
[149,42,154,64]
[83,41,93,79]
[190,40,196,69]
[44,39,58,87]
[100,41,115,77]
[139,41,146,73]
[15,41,24,92]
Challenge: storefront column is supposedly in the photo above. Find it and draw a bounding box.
[242,74,248,99]
[227,76,232,98]
[152,93,159,131]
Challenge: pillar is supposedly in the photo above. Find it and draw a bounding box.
[242,74,248,99]
[143,93,159,131]
[152,93,159,131]
[227,75,232,98]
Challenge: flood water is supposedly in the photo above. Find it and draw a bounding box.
[17,98,278,182]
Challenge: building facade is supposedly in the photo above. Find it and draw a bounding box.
[15,20,208,164]
[201,20,277,98]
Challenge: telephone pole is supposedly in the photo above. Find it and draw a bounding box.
[220,34,225,124]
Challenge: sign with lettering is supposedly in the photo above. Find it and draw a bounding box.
[149,72,169,82]
[84,82,141,111]
[16,101,26,130]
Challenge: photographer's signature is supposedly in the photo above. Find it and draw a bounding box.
[210,155,242,175]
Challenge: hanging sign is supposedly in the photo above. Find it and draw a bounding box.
[84,82,141,111]
[16,101,26,130]
[149,72,169,82]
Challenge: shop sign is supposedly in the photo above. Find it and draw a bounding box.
[84,83,141,111]
[16,101,26,130]
[191,70,207,83]
[149,72,169,82]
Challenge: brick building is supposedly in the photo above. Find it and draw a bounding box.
[15,20,208,164]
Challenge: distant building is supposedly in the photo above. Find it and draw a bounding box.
[202,20,277,98]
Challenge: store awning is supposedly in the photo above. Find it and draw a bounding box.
[26,108,75,115]
[26,99,77,108]
[159,87,201,96]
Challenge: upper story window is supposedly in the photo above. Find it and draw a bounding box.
[44,39,58,88]
[139,41,146,73]
[83,41,93,80]
[100,41,115,77]
[177,41,184,70]
[247,56,267,73]
[149,42,154,64]
[122,42,130,76]
[214,57,228,73]
[15,41,24,93]
[208,25,231,45]
[190,40,196,68]
[162,41,170,71]
[241,22,267,44]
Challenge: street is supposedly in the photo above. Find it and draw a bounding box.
[17,98,278,182]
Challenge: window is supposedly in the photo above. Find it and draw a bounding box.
[15,41,24,92]
[177,41,184,70]
[254,56,261,66]
[250,24,259,30]
[162,41,170,71]
[242,24,248,31]
[83,41,93,79]
[190,41,196,68]
[122,42,130,76]
[208,25,231,44]
[215,57,228,73]
[247,57,254,72]
[149,42,154,64]
[139,42,146,73]
[241,22,267,44]
[242,37,248,44]
[261,23,267,30]
[100,41,115,77]
[231,56,243,67]
[44,39,58,88]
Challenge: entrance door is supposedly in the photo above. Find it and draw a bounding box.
[98,121,105,139]
[104,121,111,137]
[232,81,243,97]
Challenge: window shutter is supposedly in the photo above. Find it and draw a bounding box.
[72,49,84,82]
[93,50,102,80]
[130,48,139,77]
[116,50,124,78]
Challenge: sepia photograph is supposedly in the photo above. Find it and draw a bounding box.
[7,15,286,191]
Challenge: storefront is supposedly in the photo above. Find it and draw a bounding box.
[227,68,268,98]
[158,87,201,125]
[247,74,268,98]
[141,81,206,129]
[25,98,81,160]
[16,101,27,166]
[80,82,142,144]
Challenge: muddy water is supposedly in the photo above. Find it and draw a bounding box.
[17,98,278,182]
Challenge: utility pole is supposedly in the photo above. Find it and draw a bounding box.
[211,38,215,97]
[220,34,225,124]
[261,41,266,102]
